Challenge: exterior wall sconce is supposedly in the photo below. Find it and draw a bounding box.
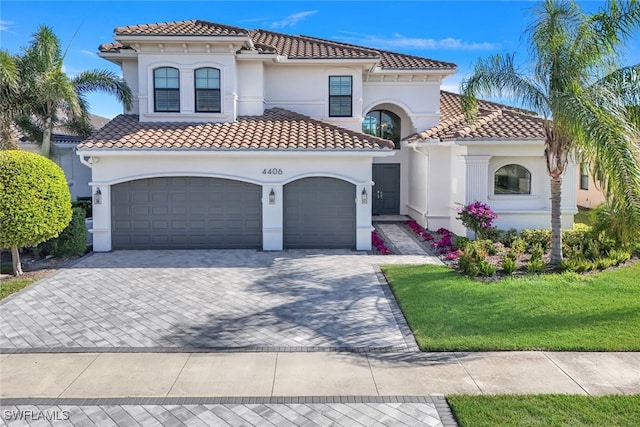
[94,187,102,205]
[269,188,276,205]
[361,188,368,204]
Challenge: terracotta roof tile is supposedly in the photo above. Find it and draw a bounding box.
[113,20,248,36]
[98,20,456,70]
[410,91,546,141]
[78,108,394,151]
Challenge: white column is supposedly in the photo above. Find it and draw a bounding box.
[262,184,283,250]
[91,184,112,252]
[463,155,492,204]
[356,183,373,251]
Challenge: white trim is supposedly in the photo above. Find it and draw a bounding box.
[76,149,395,158]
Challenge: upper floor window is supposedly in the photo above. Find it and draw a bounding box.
[195,67,221,113]
[154,67,180,112]
[494,164,531,194]
[580,163,589,190]
[362,110,401,149]
[329,76,352,117]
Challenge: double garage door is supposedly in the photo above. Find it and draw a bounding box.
[111,177,355,250]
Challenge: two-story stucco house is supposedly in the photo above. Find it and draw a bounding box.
[77,20,577,252]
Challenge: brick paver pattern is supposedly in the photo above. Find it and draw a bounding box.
[0,401,446,426]
[0,250,432,351]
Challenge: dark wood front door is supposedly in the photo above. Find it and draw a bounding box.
[372,164,400,215]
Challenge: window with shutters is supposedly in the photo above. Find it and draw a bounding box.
[153,67,180,112]
[195,67,221,113]
[329,76,352,117]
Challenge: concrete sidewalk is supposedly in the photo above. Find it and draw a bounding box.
[2,351,638,398]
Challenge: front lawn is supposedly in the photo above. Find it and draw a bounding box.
[0,274,42,300]
[383,262,640,351]
[448,394,640,427]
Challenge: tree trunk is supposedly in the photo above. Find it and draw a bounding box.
[40,118,53,158]
[550,176,563,265]
[11,246,23,276]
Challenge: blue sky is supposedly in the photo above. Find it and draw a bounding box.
[1,0,639,119]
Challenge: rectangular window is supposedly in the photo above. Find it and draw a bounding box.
[195,68,221,112]
[329,76,352,117]
[154,67,180,112]
[580,164,589,190]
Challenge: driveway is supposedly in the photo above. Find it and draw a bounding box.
[0,250,424,352]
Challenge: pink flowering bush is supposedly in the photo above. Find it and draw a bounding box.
[457,201,498,239]
[406,220,434,241]
[372,231,391,254]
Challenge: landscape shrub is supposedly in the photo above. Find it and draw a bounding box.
[520,229,551,252]
[608,249,631,265]
[501,256,517,275]
[458,240,489,277]
[455,236,471,251]
[73,197,92,219]
[35,207,87,257]
[499,228,519,247]
[510,237,527,256]
[457,201,498,240]
[527,258,546,273]
[478,260,497,276]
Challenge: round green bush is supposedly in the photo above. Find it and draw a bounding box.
[36,207,87,257]
[0,150,72,249]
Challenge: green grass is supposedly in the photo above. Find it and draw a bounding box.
[0,275,41,300]
[383,262,640,351]
[448,394,640,427]
[574,207,593,226]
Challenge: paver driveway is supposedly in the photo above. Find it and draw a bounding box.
[0,250,429,351]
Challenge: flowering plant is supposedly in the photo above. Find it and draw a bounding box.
[372,231,391,254]
[457,201,498,239]
[406,220,434,241]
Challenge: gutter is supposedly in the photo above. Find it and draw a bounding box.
[76,149,397,158]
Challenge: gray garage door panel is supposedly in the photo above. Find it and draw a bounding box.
[284,177,356,249]
[112,177,262,249]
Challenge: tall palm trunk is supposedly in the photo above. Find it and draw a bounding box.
[40,117,52,157]
[550,176,563,264]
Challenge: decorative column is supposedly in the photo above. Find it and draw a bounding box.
[355,183,373,251]
[90,183,112,252]
[463,155,492,204]
[262,184,283,250]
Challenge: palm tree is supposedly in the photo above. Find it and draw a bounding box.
[461,0,640,265]
[0,50,22,150]
[16,25,132,157]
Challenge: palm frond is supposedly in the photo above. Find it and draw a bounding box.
[460,53,549,120]
[73,69,133,110]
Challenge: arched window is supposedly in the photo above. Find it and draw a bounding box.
[154,67,180,112]
[362,110,401,149]
[194,67,221,112]
[494,164,531,194]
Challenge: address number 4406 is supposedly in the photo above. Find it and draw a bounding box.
[262,168,283,175]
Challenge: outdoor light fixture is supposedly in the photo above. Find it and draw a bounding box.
[361,188,368,204]
[269,188,276,205]
[94,187,102,205]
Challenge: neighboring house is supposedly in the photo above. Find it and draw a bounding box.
[577,164,607,208]
[17,114,110,202]
[77,20,577,252]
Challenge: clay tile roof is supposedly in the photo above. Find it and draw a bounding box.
[249,30,380,60]
[78,108,394,151]
[249,30,456,70]
[113,20,248,36]
[410,91,546,141]
[98,41,132,53]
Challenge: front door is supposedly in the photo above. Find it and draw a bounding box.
[372,164,400,215]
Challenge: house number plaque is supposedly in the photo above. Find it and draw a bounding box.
[262,168,283,175]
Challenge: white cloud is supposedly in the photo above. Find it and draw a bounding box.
[271,11,317,28]
[337,31,500,51]
[0,20,13,32]
[79,50,97,57]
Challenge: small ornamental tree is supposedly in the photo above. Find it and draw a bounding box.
[0,150,72,275]
[457,201,498,240]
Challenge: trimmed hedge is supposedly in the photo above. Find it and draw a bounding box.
[35,207,87,257]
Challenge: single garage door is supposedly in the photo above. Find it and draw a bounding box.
[111,177,262,249]
[284,177,356,249]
